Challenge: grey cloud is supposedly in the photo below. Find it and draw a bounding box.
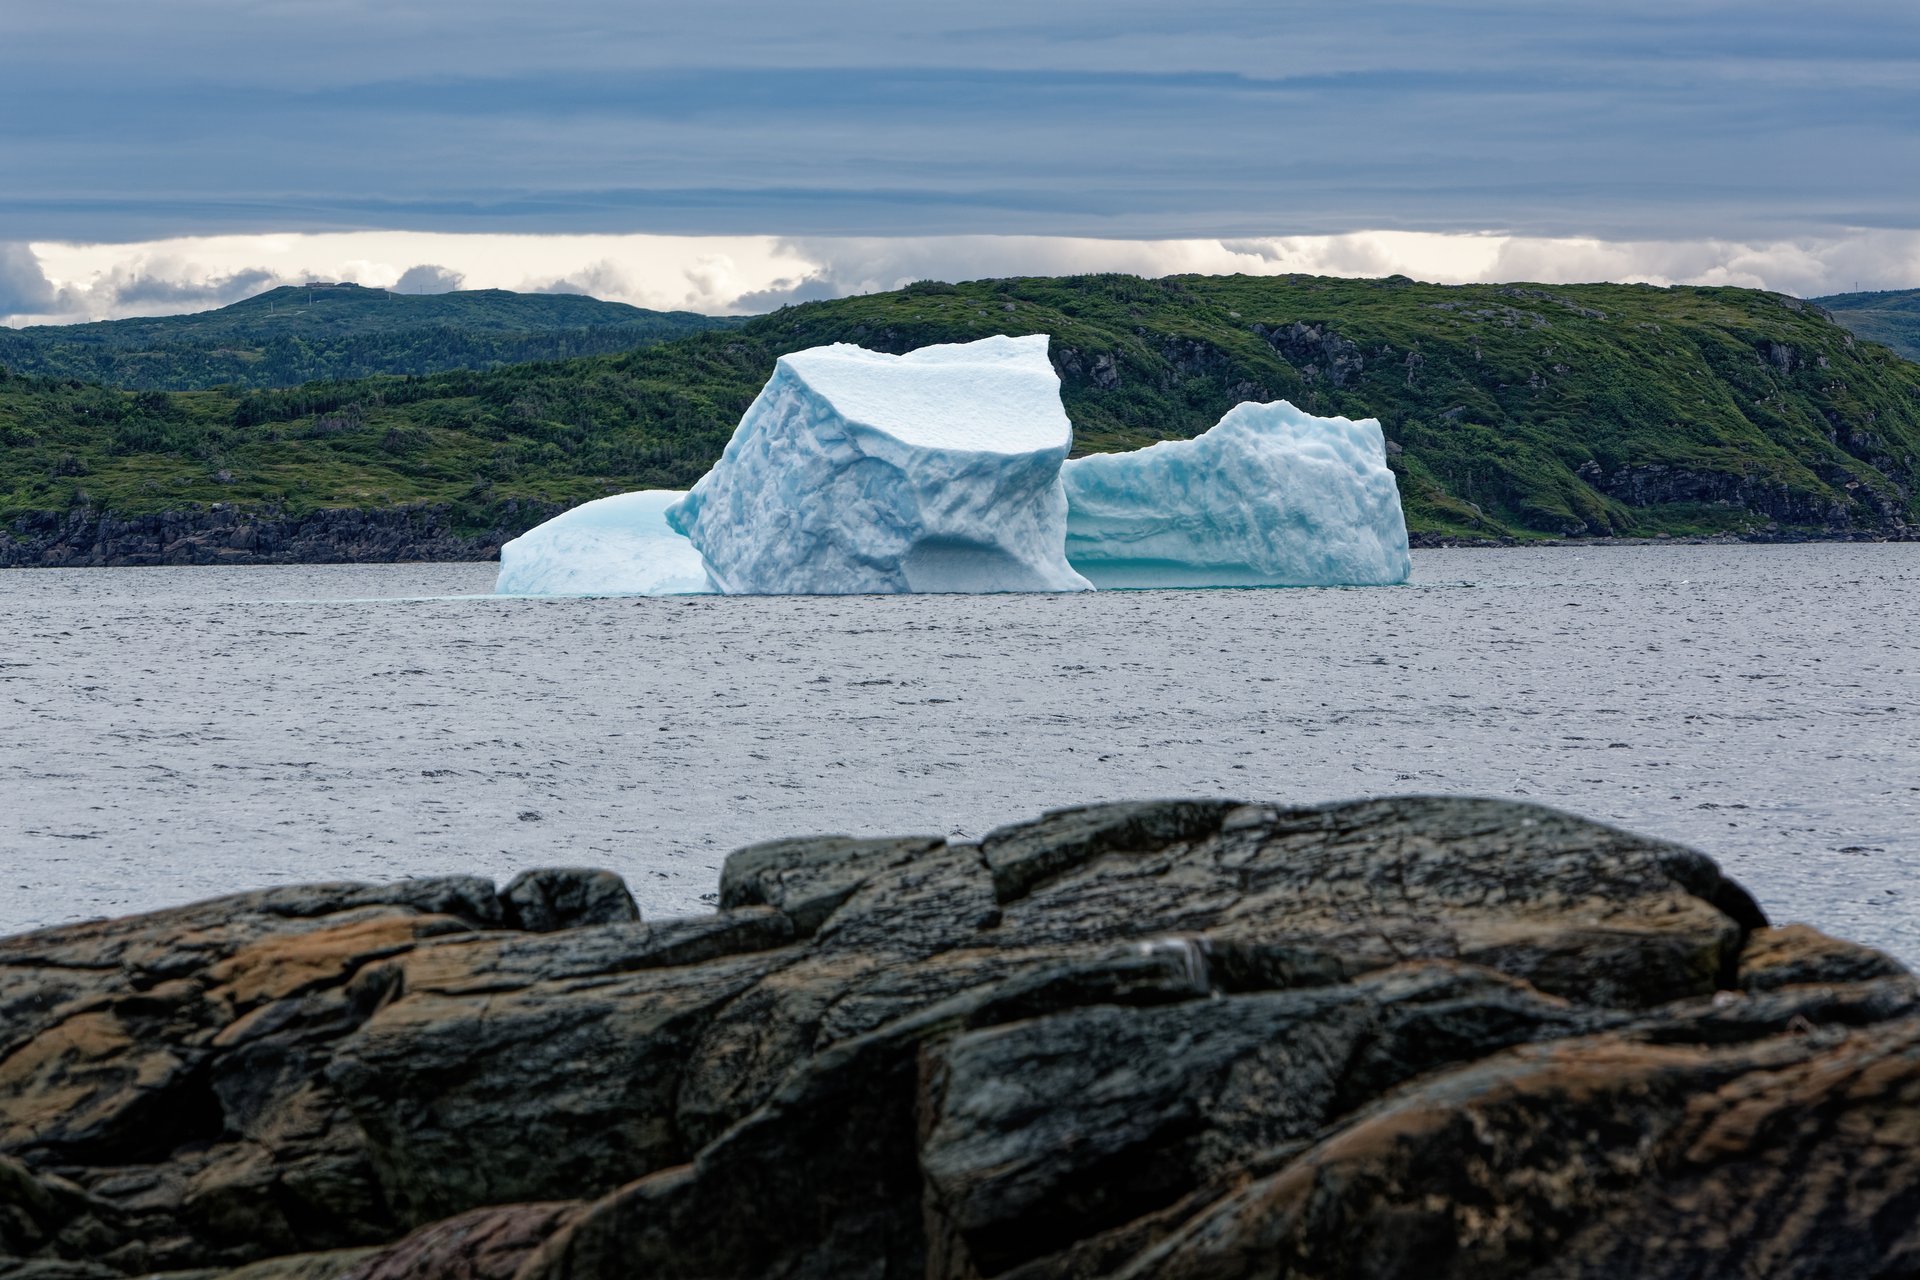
[18,228,1920,327]
[11,263,290,325]
[10,1,1907,83]
[392,263,465,294]
[1217,240,1285,263]
[106,267,279,309]
[716,230,1920,315]
[0,243,55,317]
[729,275,845,312]
[530,260,633,299]
[1479,231,1920,298]
[742,237,1249,302]
[0,4,1916,245]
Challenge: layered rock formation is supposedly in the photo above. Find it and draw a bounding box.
[1,798,1914,1279]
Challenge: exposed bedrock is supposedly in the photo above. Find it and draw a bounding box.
[0,501,562,569]
[1,798,1913,1278]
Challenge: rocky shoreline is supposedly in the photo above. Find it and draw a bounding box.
[2,503,1914,569]
[0,503,563,569]
[1408,526,1918,549]
[3,796,1916,1279]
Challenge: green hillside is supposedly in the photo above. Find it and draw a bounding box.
[4,274,1918,544]
[1815,289,1920,363]
[0,284,739,390]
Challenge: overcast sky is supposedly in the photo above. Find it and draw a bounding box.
[3,1,1917,321]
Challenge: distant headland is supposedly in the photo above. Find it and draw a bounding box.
[3,274,1917,567]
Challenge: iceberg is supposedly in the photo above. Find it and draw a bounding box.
[1061,400,1411,588]
[667,335,1091,595]
[495,490,716,596]
[496,349,1410,600]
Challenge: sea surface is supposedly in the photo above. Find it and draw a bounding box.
[3,545,1916,963]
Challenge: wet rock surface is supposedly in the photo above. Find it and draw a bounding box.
[1,797,1913,1278]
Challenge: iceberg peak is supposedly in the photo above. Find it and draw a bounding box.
[669,335,1090,595]
[773,334,1070,454]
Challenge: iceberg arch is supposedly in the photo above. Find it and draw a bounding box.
[1061,400,1411,588]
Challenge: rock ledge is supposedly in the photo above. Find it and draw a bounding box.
[1,797,1912,1279]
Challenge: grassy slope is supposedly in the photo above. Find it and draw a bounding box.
[1815,289,1920,363]
[4,274,1918,540]
[0,284,739,391]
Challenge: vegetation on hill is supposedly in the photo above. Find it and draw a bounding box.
[0,284,738,391]
[3,274,1918,543]
[1815,289,1920,364]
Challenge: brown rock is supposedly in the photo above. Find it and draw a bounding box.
[1736,922,1909,991]
[0,873,627,1272]
[1,799,1912,1280]
[1117,1018,1920,1280]
[342,1203,580,1280]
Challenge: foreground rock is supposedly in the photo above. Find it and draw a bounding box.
[1,798,1912,1279]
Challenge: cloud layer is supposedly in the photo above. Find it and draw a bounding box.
[6,228,1917,327]
[391,264,465,295]
[0,3,1914,244]
[0,243,54,315]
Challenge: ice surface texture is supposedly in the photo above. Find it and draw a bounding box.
[499,344,1407,598]
[1062,399,1412,588]
[494,490,716,597]
[667,335,1092,595]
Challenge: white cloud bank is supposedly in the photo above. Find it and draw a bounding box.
[4,228,1918,326]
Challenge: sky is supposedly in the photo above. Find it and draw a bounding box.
[3,0,1917,323]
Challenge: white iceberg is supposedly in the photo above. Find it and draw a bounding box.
[667,335,1091,595]
[494,490,716,597]
[1061,400,1411,588]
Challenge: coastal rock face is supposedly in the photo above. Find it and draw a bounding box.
[0,502,562,569]
[1,799,1914,1279]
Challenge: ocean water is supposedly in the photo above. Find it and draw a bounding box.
[3,545,1916,963]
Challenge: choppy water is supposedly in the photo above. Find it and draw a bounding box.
[3,545,1916,963]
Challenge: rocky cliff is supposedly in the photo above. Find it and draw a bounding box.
[0,502,560,568]
[2,797,1914,1279]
